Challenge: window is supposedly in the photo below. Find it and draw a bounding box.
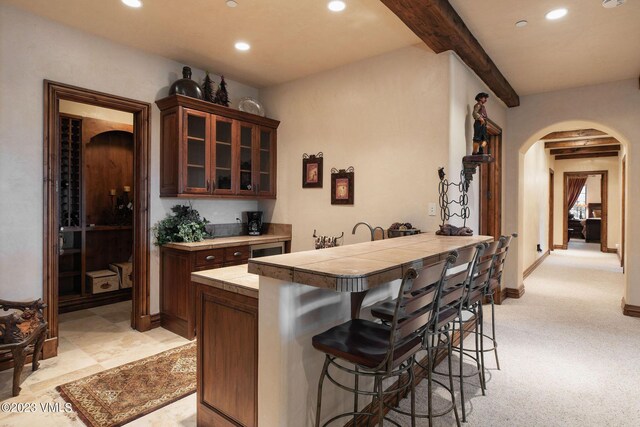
[570,185,587,219]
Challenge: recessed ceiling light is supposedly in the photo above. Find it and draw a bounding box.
[328,1,346,12]
[602,0,626,8]
[226,0,238,7]
[235,41,250,51]
[515,20,528,28]
[121,0,142,8]
[545,8,568,20]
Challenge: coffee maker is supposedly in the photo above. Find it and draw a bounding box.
[246,211,263,236]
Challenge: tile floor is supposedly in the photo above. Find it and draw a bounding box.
[0,301,197,426]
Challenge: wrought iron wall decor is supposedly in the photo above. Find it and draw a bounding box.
[331,166,354,205]
[302,152,323,188]
[437,167,470,228]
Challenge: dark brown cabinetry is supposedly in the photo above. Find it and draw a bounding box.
[160,245,250,339]
[156,95,279,199]
[195,283,258,427]
[568,218,584,240]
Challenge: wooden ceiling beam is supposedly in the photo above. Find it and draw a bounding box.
[541,129,607,140]
[544,137,619,149]
[550,145,621,155]
[380,0,520,107]
[555,152,619,161]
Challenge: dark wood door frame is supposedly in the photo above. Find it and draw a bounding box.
[549,169,554,251]
[621,156,626,269]
[562,170,608,252]
[479,119,502,240]
[43,81,151,358]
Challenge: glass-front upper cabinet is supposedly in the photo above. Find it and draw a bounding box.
[256,127,275,197]
[212,116,234,195]
[237,122,256,195]
[157,94,278,198]
[183,109,210,193]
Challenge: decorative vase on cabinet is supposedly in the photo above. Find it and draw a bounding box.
[169,66,204,100]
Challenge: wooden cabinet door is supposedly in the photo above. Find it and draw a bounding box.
[256,126,276,197]
[237,122,258,196]
[181,109,211,194]
[198,288,258,427]
[211,116,236,196]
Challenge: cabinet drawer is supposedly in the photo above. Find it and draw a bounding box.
[224,246,250,263]
[195,249,224,267]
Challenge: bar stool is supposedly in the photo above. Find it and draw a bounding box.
[370,244,484,426]
[428,244,485,424]
[453,241,500,402]
[479,233,515,371]
[312,255,455,426]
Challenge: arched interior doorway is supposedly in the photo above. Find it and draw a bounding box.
[516,120,629,307]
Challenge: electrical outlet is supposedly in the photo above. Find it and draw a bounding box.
[428,202,437,216]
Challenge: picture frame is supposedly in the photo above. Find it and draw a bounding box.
[302,153,323,188]
[331,167,354,205]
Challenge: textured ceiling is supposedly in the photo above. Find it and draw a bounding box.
[449,0,640,95]
[5,1,639,94]
[3,0,421,88]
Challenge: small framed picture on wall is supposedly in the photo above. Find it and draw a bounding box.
[302,153,323,188]
[331,167,354,205]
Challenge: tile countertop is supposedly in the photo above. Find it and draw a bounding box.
[191,264,259,298]
[163,234,291,251]
[247,233,493,292]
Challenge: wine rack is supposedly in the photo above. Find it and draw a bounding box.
[59,115,82,227]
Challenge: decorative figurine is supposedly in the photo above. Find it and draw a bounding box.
[169,66,204,100]
[214,75,230,107]
[472,92,489,155]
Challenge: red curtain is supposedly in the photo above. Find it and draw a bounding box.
[567,176,587,211]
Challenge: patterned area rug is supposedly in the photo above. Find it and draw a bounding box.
[57,343,196,427]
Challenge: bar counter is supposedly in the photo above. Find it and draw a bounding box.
[249,232,491,426]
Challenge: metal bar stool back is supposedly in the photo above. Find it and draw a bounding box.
[480,234,515,372]
[425,244,484,424]
[312,255,455,427]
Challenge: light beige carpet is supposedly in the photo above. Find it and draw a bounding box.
[388,241,640,426]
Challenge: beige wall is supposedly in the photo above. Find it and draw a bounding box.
[552,157,620,249]
[259,46,450,251]
[586,175,602,205]
[0,5,260,311]
[259,47,506,252]
[522,142,552,269]
[506,78,638,305]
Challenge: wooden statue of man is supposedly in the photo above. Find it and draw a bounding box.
[472,92,489,155]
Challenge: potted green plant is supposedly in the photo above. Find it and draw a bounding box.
[153,204,209,246]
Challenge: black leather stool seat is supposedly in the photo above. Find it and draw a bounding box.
[312,319,422,369]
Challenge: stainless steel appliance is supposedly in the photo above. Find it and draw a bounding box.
[250,242,285,258]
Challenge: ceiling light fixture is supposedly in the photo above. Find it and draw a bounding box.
[545,8,568,20]
[515,20,528,28]
[121,0,142,8]
[235,41,250,51]
[602,0,626,8]
[327,1,346,12]
[226,0,238,7]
